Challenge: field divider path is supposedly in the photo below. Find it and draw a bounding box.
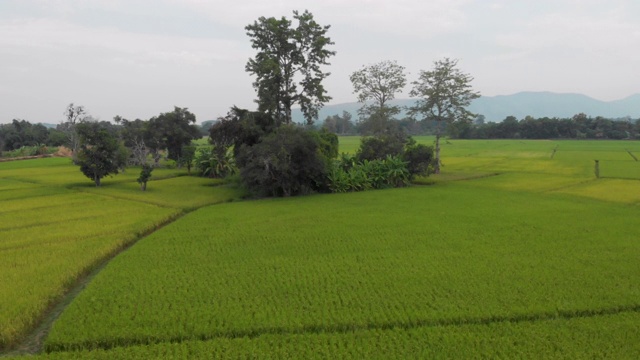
[68,188,182,210]
[542,178,599,193]
[43,303,640,354]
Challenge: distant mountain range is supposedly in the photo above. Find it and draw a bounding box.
[292,92,640,123]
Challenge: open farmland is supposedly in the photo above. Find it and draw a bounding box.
[3,139,640,358]
[0,158,244,351]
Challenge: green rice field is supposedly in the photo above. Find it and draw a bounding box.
[2,138,640,358]
[0,158,244,352]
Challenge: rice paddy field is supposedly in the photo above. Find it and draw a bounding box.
[2,138,640,358]
[0,158,244,352]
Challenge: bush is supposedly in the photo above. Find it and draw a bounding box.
[327,155,410,193]
[327,134,432,193]
[312,128,339,160]
[237,125,329,197]
[356,135,405,163]
[195,146,237,178]
[403,143,434,178]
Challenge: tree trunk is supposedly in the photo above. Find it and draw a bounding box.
[140,182,147,191]
[434,121,442,174]
[94,174,101,187]
[285,106,292,125]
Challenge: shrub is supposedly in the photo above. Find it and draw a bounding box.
[195,146,237,178]
[356,135,405,162]
[237,125,329,197]
[327,155,409,193]
[403,143,434,178]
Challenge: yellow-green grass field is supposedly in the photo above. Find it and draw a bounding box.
[0,158,244,350]
[43,185,640,357]
[2,138,640,358]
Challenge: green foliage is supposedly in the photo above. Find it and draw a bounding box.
[0,144,53,158]
[237,125,329,196]
[311,128,339,160]
[328,155,409,192]
[0,120,50,151]
[179,145,196,174]
[402,143,434,178]
[210,107,278,162]
[355,133,408,162]
[146,107,200,162]
[327,131,430,191]
[136,165,153,191]
[76,122,126,186]
[466,114,640,140]
[245,10,335,124]
[194,146,237,178]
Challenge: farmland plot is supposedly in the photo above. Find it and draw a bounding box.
[13,312,640,359]
[0,158,243,350]
[45,185,640,355]
[3,139,640,358]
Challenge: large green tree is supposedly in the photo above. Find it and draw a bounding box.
[409,58,480,174]
[147,107,200,163]
[245,10,335,125]
[76,121,126,186]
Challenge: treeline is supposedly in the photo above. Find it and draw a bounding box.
[319,111,436,136]
[0,120,67,154]
[0,115,210,156]
[319,112,640,140]
[457,114,640,140]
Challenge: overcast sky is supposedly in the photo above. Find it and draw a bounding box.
[1,0,639,124]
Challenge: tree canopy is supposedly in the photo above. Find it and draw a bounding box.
[146,107,200,163]
[350,60,407,119]
[245,10,335,125]
[76,121,126,186]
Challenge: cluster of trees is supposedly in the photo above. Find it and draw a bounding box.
[319,113,640,141]
[320,111,446,136]
[60,105,200,188]
[0,120,66,154]
[455,114,640,140]
[203,11,434,197]
[6,10,477,196]
[209,107,433,197]
[345,58,479,174]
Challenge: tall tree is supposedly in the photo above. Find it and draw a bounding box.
[409,58,480,174]
[350,60,407,120]
[76,121,126,186]
[245,10,335,125]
